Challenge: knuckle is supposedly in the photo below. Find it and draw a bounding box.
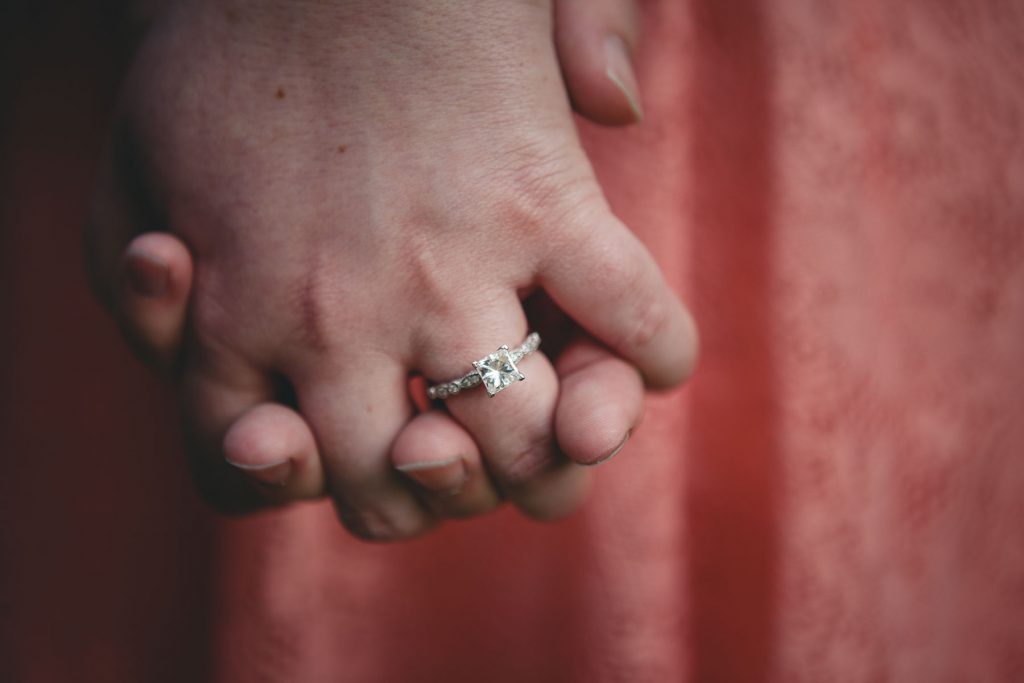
[621,293,673,353]
[396,230,471,318]
[334,505,391,541]
[189,286,254,359]
[189,289,232,342]
[585,235,648,294]
[481,139,600,235]
[589,242,673,354]
[498,437,557,486]
[288,260,331,353]
[334,504,428,543]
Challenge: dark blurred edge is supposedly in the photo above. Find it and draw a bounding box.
[0,2,139,679]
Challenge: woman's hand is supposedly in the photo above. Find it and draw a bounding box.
[88,0,696,540]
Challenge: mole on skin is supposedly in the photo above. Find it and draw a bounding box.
[276,87,285,99]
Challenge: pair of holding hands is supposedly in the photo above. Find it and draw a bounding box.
[88,0,697,540]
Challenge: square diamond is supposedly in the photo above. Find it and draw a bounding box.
[473,345,525,397]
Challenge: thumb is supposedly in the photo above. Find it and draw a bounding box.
[119,232,193,369]
[554,0,644,126]
[87,142,192,371]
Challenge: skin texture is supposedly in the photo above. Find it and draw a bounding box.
[88,0,698,540]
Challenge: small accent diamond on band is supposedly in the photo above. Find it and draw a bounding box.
[427,332,541,400]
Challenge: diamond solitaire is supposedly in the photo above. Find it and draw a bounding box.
[426,332,541,400]
[474,345,526,397]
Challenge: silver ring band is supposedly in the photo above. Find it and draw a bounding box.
[427,332,541,400]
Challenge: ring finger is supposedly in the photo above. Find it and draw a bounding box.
[417,293,591,520]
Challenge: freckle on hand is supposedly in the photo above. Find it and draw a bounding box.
[337,144,347,154]
[276,87,285,99]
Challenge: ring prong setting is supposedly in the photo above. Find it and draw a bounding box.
[473,344,526,397]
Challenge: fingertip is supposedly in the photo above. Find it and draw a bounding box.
[124,247,170,298]
[120,233,193,368]
[540,218,698,392]
[391,411,478,474]
[556,0,643,126]
[123,232,193,302]
[392,411,503,517]
[555,340,644,465]
[223,404,312,468]
[222,403,325,501]
[601,33,644,124]
[641,298,700,390]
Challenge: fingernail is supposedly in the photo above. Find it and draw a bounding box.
[225,457,292,487]
[604,35,644,123]
[592,430,631,466]
[396,456,467,496]
[125,251,169,298]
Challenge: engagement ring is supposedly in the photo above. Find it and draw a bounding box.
[427,332,541,399]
